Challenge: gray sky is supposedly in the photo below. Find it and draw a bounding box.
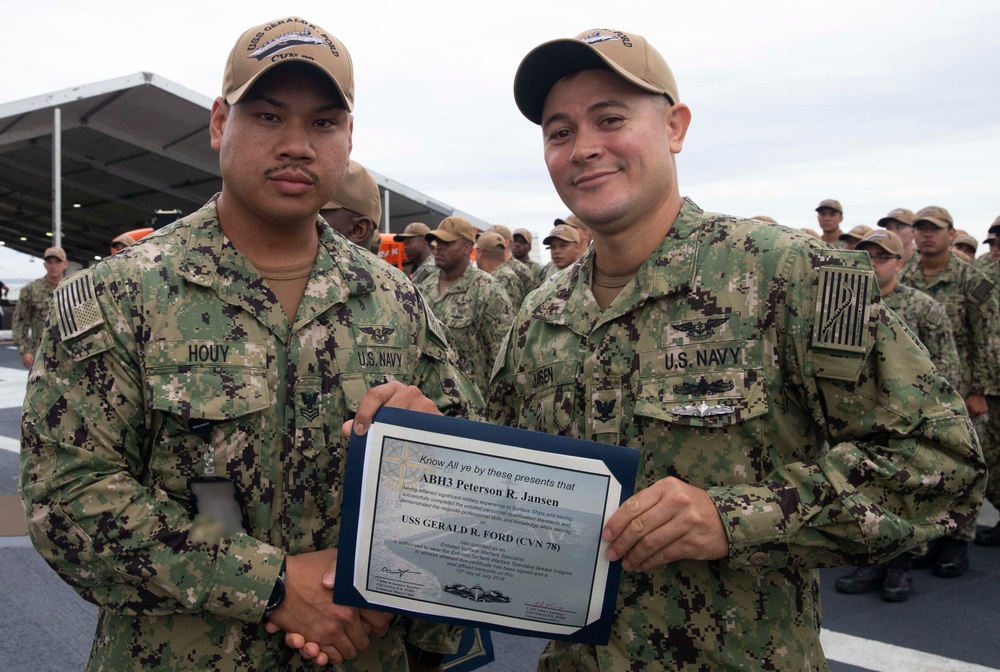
[2,0,998,272]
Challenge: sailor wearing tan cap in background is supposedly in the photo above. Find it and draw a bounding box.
[541,224,581,280]
[18,16,481,672]
[475,231,525,308]
[836,229,961,602]
[486,224,537,296]
[951,231,979,263]
[816,198,847,248]
[838,224,873,251]
[320,159,381,250]
[416,216,512,393]
[511,227,545,287]
[877,207,917,266]
[974,216,1000,276]
[899,205,999,578]
[393,221,433,283]
[12,246,68,369]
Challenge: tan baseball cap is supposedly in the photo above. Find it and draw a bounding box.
[393,222,430,242]
[983,232,996,244]
[988,214,1000,235]
[514,28,679,125]
[839,225,873,241]
[877,207,914,228]
[474,231,508,252]
[43,246,67,262]
[953,232,978,252]
[555,214,589,231]
[513,228,533,244]
[913,205,953,229]
[816,199,843,214]
[322,161,381,223]
[856,230,904,257]
[425,216,477,244]
[543,225,581,246]
[487,224,513,241]
[222,17,354,110]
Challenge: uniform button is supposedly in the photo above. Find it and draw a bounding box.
[748,552,768,566]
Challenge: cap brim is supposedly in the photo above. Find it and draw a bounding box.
[426,232,459,243]
[514,39,668,125]
[226,61,353,112]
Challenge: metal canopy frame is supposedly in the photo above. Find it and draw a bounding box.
[0,72,486,264]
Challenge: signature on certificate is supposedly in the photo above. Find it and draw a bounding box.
[381,566,422,579]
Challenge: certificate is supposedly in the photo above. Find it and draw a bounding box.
[334,408,640,645]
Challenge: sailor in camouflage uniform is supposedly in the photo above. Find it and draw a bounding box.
[12,246,68,369]
[898,206,1000,576]
[512,228,545,290]
[416,216,513,394]
[487,28,984,671]
[475,231,526,308]
[19,17,480,672]
[393,222,435,284]
[487,224,537,298]
[971,218,1000,548]
[836,229,962,601]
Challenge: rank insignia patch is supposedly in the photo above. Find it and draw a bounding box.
[813,267,872,353]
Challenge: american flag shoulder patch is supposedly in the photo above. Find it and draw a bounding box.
[55,272,103,339]
[813,266,872,353]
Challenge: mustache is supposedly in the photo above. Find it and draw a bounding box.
[264,162,320,182]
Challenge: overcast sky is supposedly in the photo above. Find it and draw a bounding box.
[2,0,998,276]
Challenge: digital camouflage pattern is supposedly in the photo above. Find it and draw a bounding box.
[489,261,527,310]
[503,258,537,301]
[519,257,545,291]
[409,255,437,287]
[969,255,1000,509]
[882,283,961,391]
[19,199,484,672]
[899,253,1000,398]
[12,276,57,356]
[488,199,985,671]
[416,264,512,395]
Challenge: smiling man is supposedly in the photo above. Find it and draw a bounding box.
[484,28,986,671]
[19,17,479,672]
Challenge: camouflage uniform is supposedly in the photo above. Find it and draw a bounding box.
[882,284,962,390]
[488,200,985,671]
[519,258,546,290]
[968,255,1000,513]
[416,264,512,394]
[490,261,527,309]
[899,254,999,401]
[503,258,537,298]
[409,256,437,286]
[19,199,484,672]
[12,276,57,358]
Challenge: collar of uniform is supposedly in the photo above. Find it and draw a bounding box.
[530,199,701,330]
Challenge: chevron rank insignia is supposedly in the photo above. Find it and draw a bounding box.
[813,267,872,353]
[55,272,104,339]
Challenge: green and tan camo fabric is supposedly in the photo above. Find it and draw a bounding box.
[899,253,999,398]
[489,261,527,310]
[415,264,512,395]
[409,255,437,287]
[19,198,483,672]
[882,284,961,391]
[12,276,56,355]
[488,199,985,672]
[502,258,537,302]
